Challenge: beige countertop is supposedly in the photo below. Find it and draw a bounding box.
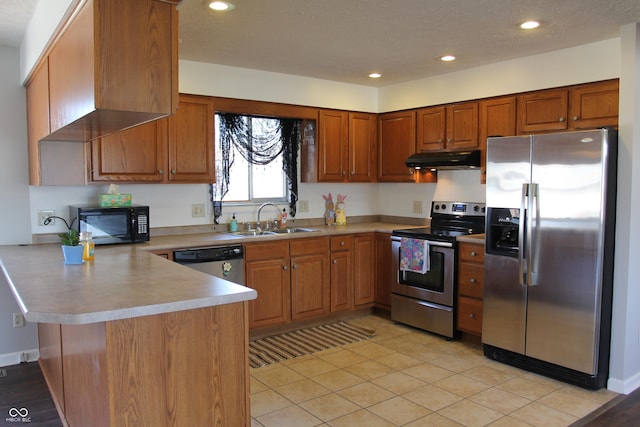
[1,221,419,326]
[0,243,257,325]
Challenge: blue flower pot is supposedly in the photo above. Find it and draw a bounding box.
[61,245,84,265]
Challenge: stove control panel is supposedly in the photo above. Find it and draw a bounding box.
[431,201,486,216]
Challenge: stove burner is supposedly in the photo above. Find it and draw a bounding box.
[392,201,486,243]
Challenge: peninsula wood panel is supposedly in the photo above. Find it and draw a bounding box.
[37,323,65,413]
[49,304,250,427]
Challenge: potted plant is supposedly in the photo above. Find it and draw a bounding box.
[45,216,84,264]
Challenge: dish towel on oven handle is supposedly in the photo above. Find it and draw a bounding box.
[399,237,430,274]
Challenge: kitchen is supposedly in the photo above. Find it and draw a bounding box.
[0,0,639,425]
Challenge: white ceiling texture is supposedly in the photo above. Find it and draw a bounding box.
[2,0,640,87]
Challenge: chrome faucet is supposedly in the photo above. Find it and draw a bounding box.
[257,202,281,231]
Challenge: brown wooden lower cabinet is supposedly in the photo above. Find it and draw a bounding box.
[374,232,392,310]
[354,234,375,307]
[456,241,485,336]
[38,303,251,427]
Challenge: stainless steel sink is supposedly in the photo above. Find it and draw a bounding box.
[222,227,319,237]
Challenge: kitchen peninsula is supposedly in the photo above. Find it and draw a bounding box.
[0,243,257,427]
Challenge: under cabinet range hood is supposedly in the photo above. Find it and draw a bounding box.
[405,150,481,170]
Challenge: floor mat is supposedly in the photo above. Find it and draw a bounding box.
[249,321,376,368]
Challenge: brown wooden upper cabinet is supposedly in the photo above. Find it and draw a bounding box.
[90,95,215,184]
[568,80,619,130]
[517,80,618,134]
[317,110,377,182]
[43,0,178,142]
[417,101,479,152]
[377,111,416,182]
[479,96,517,183]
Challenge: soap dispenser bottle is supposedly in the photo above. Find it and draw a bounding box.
[229,213,238,232]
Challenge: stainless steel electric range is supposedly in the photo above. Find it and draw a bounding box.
[391,201,485,338]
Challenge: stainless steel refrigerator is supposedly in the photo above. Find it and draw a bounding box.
[483,128,617,389]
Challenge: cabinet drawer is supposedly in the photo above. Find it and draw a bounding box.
[457,296,483,336]
[458,263,484,298]
[290,237,329,256]
[458,242,484,264]
[330,236,353,251]
[244,241,289,262]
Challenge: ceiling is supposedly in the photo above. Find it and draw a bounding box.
[3,0,640,87]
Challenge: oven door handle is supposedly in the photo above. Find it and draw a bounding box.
[390,236,453,248]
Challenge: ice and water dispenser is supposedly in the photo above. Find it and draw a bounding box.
[486,208,520,257]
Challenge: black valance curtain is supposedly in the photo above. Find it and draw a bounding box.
[210,113,301,223]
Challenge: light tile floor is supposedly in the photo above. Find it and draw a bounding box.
[250,315,618,427]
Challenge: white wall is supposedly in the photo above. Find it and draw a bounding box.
[0,46,39,363]
[378,38,620,111]
[608,23,640,394]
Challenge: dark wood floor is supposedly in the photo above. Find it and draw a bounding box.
[0,363,62,427]
[1,362,638,426]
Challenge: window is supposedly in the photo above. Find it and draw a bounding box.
[214,115,287,203]
[212,113,302,223]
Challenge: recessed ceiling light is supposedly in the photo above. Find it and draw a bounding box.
[440,55,456,62]
[369,73,382,79]
[209,1,235,11]
[520,21,540,30]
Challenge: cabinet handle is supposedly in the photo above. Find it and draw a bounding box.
[158,170,164,174]
[573,116,579,121]
[447,138,452,143]
[470,251,477,256]
[559,117,565,122]
[332,259,337,264]
[342,171,346,176]
[340,241,345,246]
[438,139,442,143]
[171,169,176,174]
[469,313,476,319]
[469,278,476,284]
[292,264,297,269]
[282,265,288,270]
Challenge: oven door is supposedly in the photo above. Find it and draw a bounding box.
[391,236,455,307]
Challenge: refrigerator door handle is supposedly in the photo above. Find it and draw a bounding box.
[527,183,539,286]
[518,183,528,286]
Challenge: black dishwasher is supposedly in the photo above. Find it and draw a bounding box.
[173,245,244,285]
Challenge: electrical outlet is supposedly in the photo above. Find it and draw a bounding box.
[298,200,309,213]
[191,204,205,218]
[0,368,6,378]
[12,312,25,328]
[37,210,55,226]
[412,200,423,214]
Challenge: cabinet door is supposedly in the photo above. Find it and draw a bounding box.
[416,106,446,152]
[378,111,416,182]
[354,234,375,306]
[374,233,392,309]
[90,119,167,182]
[446,102,479,150]
[517,88,569,134]
[167,95,215,182]
[569,80,619,130]
[330,250,353,312]
[290,238,330,321]
[318,110,349,182]
[27,59,51,185]
[245,242,291,328]
[348,112,377,182]
[457,296,483,335]
[479,96,516,182]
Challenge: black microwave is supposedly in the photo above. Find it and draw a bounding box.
[70,205,150,245]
